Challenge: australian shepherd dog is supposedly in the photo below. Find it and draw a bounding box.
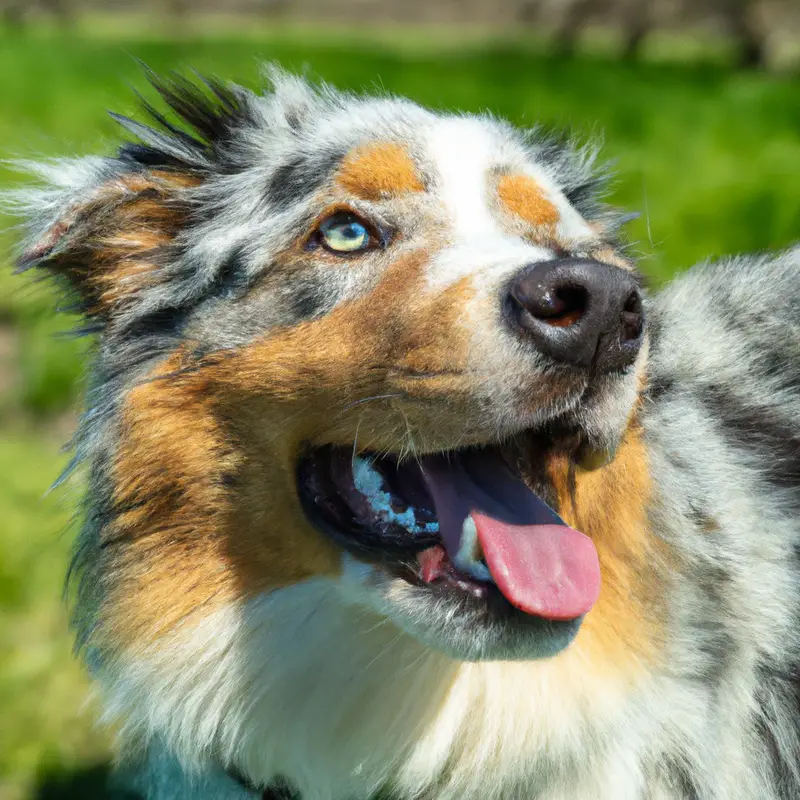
[8,67,800,800]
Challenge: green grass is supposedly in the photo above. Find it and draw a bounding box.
[0,433,109,800]
[0,26,798,800]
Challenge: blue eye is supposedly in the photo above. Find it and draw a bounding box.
[318,213,372,253]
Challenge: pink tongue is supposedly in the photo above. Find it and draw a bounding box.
[470,514,600,620]
[421,451,600,621]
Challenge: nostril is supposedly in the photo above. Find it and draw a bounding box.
[620,290,644,342]
[623,290,642,315]
[543,285,588,328]
[514,283,589,329]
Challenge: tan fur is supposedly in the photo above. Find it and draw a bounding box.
[590,246,636,272]
[496,173,560,231]
[90,208,174,309]
[103,243,523,647]
[37,172,197,314]
[103,250,437,646]
[103,351,342,648]
[548,423,665,673]
[215,250,480,448]
[337,142,425,200]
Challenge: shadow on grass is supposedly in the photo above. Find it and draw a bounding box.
[33,762,141,800]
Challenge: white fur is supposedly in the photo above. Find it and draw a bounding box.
[426,117,508,242]
[423,117,593,293]
[424,118,550,291]
[103,575,656,800]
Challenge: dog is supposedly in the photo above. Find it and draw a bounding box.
[8,67,800,800]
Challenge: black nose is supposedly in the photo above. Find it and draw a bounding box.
[505,258,644,372]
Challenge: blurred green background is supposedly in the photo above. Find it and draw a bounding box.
[0,13,798,800]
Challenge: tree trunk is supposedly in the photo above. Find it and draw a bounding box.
[262,0,292,22]
[620,0,650,60]
[41,0,76,28]
[554,0,598,56]
[723,0,767,69]
[168,0,190,22]
[517,1,541,26]
[2,0,25,30]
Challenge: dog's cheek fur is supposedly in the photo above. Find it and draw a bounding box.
[97,247,477,650]
[98,352,343,650]
[213,249,491,451]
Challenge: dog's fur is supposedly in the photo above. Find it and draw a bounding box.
[7,68,800,800]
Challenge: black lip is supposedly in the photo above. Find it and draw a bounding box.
[296,448,440,561]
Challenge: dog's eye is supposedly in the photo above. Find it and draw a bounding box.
[318,213,372,254]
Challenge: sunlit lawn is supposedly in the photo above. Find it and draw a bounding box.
[0,433,109,800]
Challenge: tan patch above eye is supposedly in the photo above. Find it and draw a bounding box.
[497,174,560,229]
[337,142,425,201]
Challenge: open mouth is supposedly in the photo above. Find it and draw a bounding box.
[297,444,601,623]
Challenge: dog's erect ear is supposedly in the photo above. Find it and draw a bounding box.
[13,160,199,319]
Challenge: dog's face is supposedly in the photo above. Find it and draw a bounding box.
[20,72,654,668]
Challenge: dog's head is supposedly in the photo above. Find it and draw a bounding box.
[15,69,655,668]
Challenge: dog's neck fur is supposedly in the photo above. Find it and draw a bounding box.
[110,578,652,800]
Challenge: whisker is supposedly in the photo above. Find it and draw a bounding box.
[360,616,393,636]
[352,415,362,467]
[396,405,418,465]
[362,630,406,672]
[336,393,404,418]
[392,647,431,679]
[642,179,654,249]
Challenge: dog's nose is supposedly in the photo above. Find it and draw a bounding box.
[505,258,644,372]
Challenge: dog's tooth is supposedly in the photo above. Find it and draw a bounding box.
[353,455,438,535]
[453,517,493,583]
[352,455,384,498]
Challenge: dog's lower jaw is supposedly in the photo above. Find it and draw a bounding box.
[338,556,584,662]
[100,574,651,800]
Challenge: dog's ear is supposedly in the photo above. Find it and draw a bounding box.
[10,66,323,321]
[13,160,199,319]
[10,68,260,322]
